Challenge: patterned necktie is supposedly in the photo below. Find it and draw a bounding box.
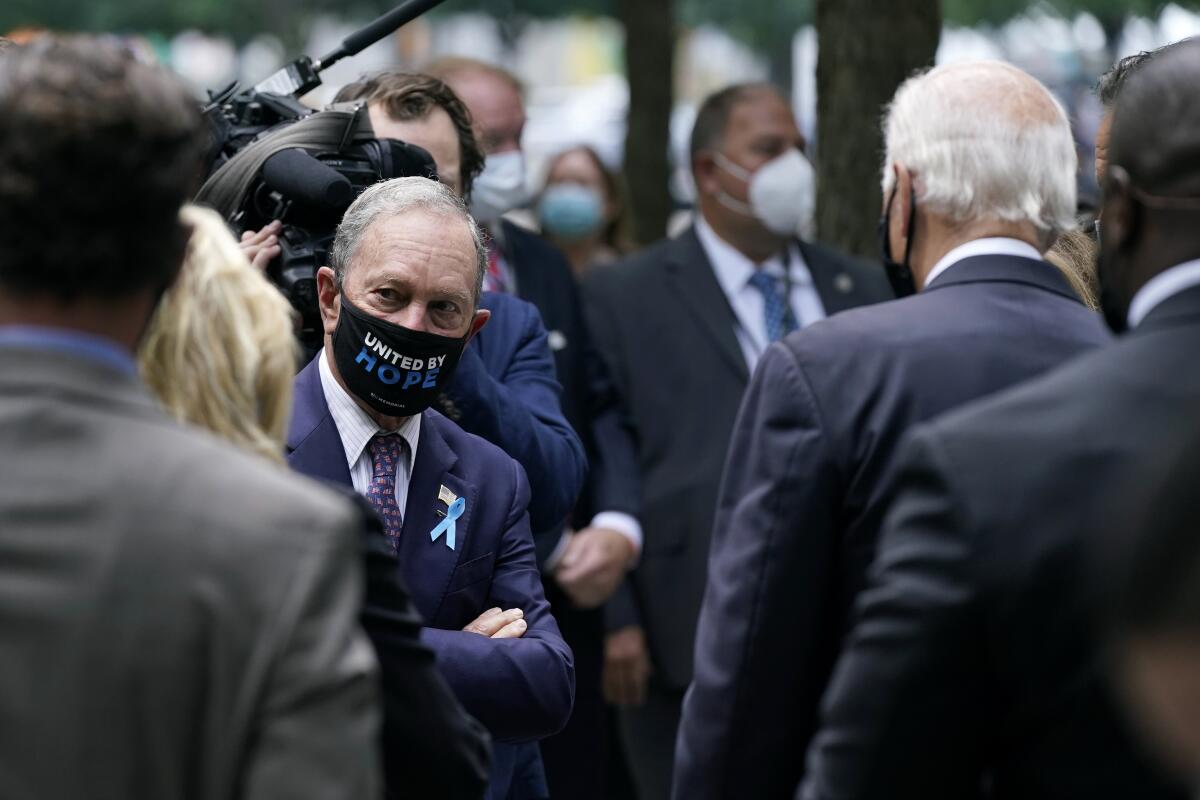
[366,434,406,552]
[484,240,509,294]
[747,269,800,342]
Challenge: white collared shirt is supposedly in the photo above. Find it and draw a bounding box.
[319,349,421,516]
[923,237,1043,290]
[1128,259,1200,328]
[695,216,827,371]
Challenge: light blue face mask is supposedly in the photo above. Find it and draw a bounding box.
[538,183,605,241]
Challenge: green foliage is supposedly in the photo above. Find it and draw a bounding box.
[7,0,1200,44]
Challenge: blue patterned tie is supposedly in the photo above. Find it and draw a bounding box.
[366,434,406,552]
[747,269,799,342]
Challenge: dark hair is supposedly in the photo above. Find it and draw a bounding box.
[689,82,781,163]
[1106,429,1200,638]
[334,72,485,198]
[0,36,205,299]
[544,145,633,254]
[1095,39,1193,108]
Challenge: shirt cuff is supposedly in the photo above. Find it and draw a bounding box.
[544,530,572,572]
[590,511,643,563]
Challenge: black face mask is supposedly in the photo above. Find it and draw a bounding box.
[878,183,918,298]
[331,296,469,417]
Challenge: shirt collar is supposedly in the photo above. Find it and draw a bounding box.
[923,237,1042,290]
[695,216,811,297]
[1128,259,1200,328]
[318,348,421,471]
[0,325,138,377]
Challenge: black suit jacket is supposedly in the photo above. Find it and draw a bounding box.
[501,220,640,563]
[675,254,1110,799]
[583,226,891,687]
[798,285,1200,800]
[349,492,492,800]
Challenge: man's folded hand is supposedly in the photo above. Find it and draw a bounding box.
[462,607,527,639]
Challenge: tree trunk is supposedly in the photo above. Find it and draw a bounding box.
[619,0,674,245]
[815,0,940,258]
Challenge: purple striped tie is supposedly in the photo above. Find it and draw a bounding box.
[366,434,405,552]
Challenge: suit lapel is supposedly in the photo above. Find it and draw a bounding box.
[398,411,476,623]
[800,240,863,316]
[286,357,353,487]
[668,228,749,383]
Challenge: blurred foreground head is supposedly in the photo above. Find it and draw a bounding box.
[140,206,297,464]
[1097,38,1200,332]
[880,60,1076,289]
[0,37,204,318]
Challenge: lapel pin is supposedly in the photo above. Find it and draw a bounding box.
[432,489,463,551]
[834,273,855,294]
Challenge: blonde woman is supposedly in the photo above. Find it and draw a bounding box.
[139,204,297,463]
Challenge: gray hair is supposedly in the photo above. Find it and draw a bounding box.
[329,176,487,304]
[881,61,1077,243]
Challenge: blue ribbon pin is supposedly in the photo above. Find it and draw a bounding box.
[431,496,466,550]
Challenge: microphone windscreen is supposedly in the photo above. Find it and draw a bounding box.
[261,148,353,210]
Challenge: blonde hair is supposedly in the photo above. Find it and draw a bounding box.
[140,205,298,463]
[1045,227,1101,310]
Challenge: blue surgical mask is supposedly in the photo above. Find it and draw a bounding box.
[538,183,605,241]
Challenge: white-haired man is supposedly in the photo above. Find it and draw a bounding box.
[674,61,1111,800]
[286,176,575,799]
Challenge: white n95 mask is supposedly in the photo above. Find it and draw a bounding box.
[714,148,816,237]
[470,151,528,225]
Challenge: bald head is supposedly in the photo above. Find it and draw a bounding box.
[1110,39,1200,198]
[882,60,1076,241]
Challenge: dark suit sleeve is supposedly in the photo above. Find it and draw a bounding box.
[243,510,381,800]
[444,304,587,535]
[675,342,842,800]
[420,459,576,742]
[580,271,645,634]
[799,428,985,800]
[354,498,492,800]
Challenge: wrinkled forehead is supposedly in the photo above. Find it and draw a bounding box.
[347,209,477,286]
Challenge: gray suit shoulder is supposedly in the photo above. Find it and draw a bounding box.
[127,419,361,563]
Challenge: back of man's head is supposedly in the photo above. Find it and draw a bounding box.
[1110,39,1200,199]
[0,37,205,301]
[882,60,1076,245]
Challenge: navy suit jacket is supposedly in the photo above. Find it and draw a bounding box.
[798,285,1200,800]
[442,290,587,544]
[676,255,1111,799]
[287,355,575,743]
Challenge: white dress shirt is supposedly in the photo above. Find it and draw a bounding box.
[319,349,421,517]
[1128,258,1200,328]
[695,216,827,372]
[923,237,1043,290]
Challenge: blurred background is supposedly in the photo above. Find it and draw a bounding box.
[5,0,1197,256]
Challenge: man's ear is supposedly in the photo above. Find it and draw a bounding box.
[317,266,341,337]
[693,153,720,197]
[1101,166,1138,255]
[889,163,914,257]
[464,308,491,345]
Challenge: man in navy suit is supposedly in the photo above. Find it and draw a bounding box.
[675,61,1111,799]
[286,175,574,798]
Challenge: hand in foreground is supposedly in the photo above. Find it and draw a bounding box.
[463,607,527,639]
[555,527,635,609]
[604,625,651,707]
[239,220,283,270]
